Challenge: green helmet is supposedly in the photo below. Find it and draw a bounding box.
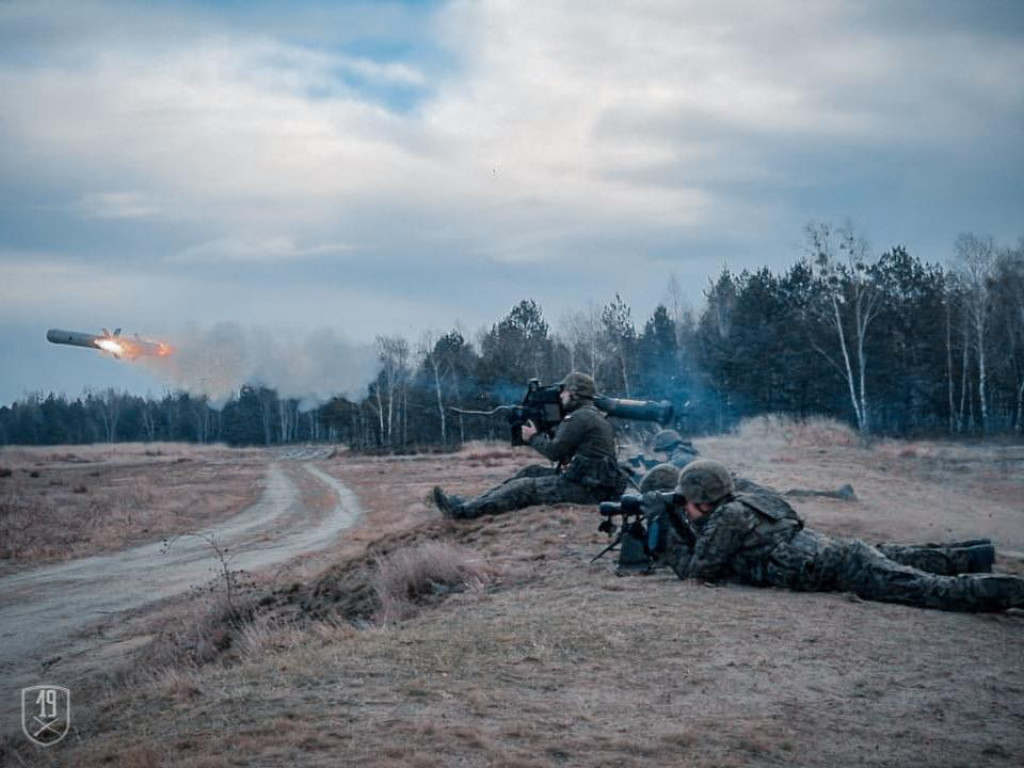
[675,459,735,505]
[653,429,683,452]
[561,372,596,400]
[639,463,680,493]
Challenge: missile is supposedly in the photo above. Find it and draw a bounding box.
[46,327,171,360]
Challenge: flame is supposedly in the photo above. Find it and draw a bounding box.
[96,338,125,356]
[96,334,173,360]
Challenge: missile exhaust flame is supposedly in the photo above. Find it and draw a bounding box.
[46,328,173,361]
[47,322,378,409]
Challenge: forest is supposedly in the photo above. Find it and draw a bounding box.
[3,225,1023,447]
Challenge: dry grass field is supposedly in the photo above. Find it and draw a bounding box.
[1,422,1022,767]
[0,444,266,573]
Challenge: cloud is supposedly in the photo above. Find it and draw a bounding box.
[170,236,355,265]
[336,54,427,87]
[0,255,161,319]
[77,191,163,220]
[0,0,1020,320]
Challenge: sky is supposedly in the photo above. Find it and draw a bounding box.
[1,0,1022,406]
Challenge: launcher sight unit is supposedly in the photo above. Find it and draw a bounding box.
[593,491,694,574]
[450,378,674,446]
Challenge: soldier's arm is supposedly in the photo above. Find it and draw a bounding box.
[676,502,755,582]
[663,527,694,579]
[528,411,586,463]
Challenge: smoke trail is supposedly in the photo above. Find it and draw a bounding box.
[139,322,379,408]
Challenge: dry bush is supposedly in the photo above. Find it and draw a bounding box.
[736,414,859,447]
[237,614,306,658]
[139,590,251,671]
[308,618,360,645]
[373,541,496,622]
[158,668,205,702]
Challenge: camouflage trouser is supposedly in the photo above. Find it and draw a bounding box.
[876,539,994,575]
[506,464,561,481]
[763,530,1023,612]
[459,467,621,519]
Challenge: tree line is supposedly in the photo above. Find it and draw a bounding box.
[2,226,1022,447]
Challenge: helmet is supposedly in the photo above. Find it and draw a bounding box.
[653,429,683,452]
[561,372,596,400]
[675,459,735,505]
[639,463,680,493]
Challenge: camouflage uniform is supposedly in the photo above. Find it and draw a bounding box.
[434,376,626,520]
[664,491,1023,613]
[632,429,700,472]
[664,442,701,469]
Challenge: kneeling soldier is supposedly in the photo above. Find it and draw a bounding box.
[432,372,626,520]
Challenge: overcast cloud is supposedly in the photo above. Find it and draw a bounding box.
[1,0,1022,405]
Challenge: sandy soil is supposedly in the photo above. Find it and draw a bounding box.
[1,427,1022,767]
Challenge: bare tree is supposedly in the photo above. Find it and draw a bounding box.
[600,294,637,396]
[278,398,299,443]
[141,395,158,441]
[376,335,410,446]
[419,331,449,444]
[664,271,695,351]
[558,303,602,381]
[943,277,960,434]
[88,388,123,443]
[256,388,276,445]
[954,233,997,432]
[192,395,212,444]
[806,222,881,437]
[994,239,1024,432]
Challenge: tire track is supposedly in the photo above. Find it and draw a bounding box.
[0,461,362,725]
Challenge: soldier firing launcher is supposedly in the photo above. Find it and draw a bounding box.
[593,491,696,573]
[450,378,675,446]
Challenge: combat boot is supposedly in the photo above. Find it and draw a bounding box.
[968,574,1024,611]
[432,487,468,520]
[948,541,995,574]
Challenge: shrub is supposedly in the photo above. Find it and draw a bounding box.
[736,414,858,447]
[373,541,495,622]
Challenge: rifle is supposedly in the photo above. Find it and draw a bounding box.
[450,378,675,446]
[592,492,695,573]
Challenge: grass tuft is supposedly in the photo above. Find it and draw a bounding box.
[373,541,496,622]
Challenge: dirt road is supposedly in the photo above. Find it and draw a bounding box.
[0,459,362,726]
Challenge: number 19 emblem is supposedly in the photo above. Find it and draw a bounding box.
[21,685,70,746]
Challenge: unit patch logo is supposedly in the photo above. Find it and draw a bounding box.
[22,685,70,746]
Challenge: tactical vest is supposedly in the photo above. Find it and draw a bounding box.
[562,454,627,493]
[727,493,804,564]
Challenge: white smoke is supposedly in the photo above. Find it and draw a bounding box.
[140,322,379,408]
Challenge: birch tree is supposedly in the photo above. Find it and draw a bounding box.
[419,331,448,444]
[993,241,1024,432]
[954,233,997,432]
[376,335,410,445]
[806,222,881,437]
[558,304,602,380]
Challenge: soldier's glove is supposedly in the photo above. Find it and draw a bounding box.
[638,491,670,523]
[639,491,672,559]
